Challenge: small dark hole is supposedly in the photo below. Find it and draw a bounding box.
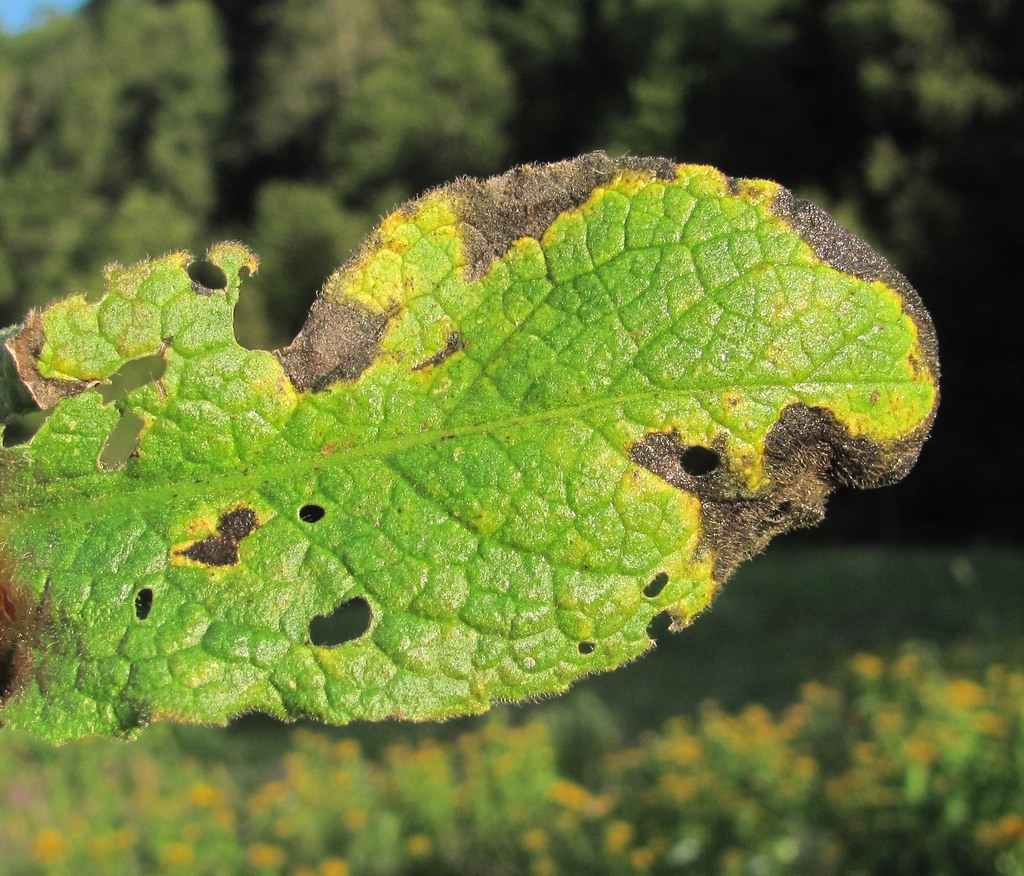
[769,500,794,521]
[646,610,672,641]
[309,597,372,648]
[135,588,154,620]
[187,260,228,290]
[299,504,325,523]
[578,641,596,655]
[644,572,669,599]
[680,446,720,476]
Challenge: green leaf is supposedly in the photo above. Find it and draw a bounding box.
[0,154,938,742]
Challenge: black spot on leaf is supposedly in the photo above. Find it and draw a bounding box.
[178,507,259,567]
[578,641,596,655]
[218,507,258,541]
[309,597,372,647]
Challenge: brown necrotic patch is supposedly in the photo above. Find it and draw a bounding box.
[276,297,391,392]
[4,310,94,409]
[447,151,677,281]
[630,404,935,583]
[177,507,259,568]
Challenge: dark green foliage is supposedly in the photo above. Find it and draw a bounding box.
[1,0,1019,538]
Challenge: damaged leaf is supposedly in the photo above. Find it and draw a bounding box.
[0,154,938,742]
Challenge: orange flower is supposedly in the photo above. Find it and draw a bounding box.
[247,843,286,869]
[945,678,984,710]
[32,828,68,862]
[522,828,549,852]
[189,781,225,807]
[850,652,884,679]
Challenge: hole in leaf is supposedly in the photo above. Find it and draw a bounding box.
[99,409,145,471]
[769,500,794,521]
[644,572,669,598]
[135,588,154,620]
[680,446,720,476]
[96,354,167,405]
[646,610,672,641]
[309,597,371,647]
[299,504,325,523]
[187,260,228,291]
[578,641,596,655]
[2,408,51,447]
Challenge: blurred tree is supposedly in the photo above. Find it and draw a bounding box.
[323,0,514,208]
[0,0,228,317]
[246,180,370,347]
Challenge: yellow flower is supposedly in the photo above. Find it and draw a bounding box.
[894,652,922,677]
[248,843,287,869]
[274,816,298,839]
[667,735,703,764]
[976,813,1024,848]
[213,806,237,830]
[344,808,368,830]
[630,847,656,870]
[604,820,634,855]
[793,755,818,780]
[189,781,225,808]
[946,678,984,710]
[333,739,361,760]
[32,828,68,862]
[977,712,1006,737]
[531,857,556,876]
[251,780,288,812]
[876,705,904,734]
[549,779,590,810]
[319,857,350,876]
[850,652,884,679]
[905,738,937,766]
[801,681,840,709]
[522,828,549,852]
[659,774,697,803]
[407,833,432,857]
[163,842,195,867]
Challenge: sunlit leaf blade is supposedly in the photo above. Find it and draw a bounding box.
[0,154,937,742]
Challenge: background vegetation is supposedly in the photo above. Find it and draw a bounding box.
[1,0,1020,542]
[4,547,1023,875]
[2,3,1020,873]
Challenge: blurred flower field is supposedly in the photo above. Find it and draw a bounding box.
[4,644,1024,876]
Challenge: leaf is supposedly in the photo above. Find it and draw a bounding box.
[0,153,938,742]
